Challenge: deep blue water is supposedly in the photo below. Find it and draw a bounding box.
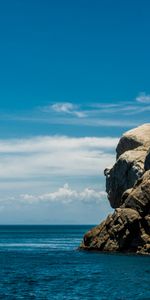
[0,225,149,299]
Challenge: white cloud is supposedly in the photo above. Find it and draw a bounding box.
[43,102,87,118]
[38,96,150,121]
[2,94,150,128]
[52,103,76,113]
[0,136,118,153]
[0,183,110,224]
[136,92,150,104]
[0,136,117,180]
[0,110,138,127]
[18,183,107,205]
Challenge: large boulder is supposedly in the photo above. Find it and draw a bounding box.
[124,170,150,216]
[81,205,150,255]
[116,123,150,159]
[105,146,146,208]
[80,124,150,255]
[105,124,150,208]
[81,208,142,253]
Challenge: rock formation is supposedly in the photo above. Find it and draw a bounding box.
[80,124,150,255]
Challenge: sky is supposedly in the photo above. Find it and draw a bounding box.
[0,0,150,224]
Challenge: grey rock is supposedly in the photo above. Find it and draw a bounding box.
[116,123,150,159]
[124,170,150,216]
[105,147,146,208]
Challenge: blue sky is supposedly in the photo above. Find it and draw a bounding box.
[0,0,150,224]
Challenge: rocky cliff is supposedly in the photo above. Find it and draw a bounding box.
[80,124,150,255]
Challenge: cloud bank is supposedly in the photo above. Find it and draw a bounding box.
[19,183,107,205]
[0,136,118,180]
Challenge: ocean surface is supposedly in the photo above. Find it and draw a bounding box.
[0,225,149,300]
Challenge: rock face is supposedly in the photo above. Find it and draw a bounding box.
[105,146,146,208]
[105,123,150,209]
[80,124,150,255]
[116,123,150,158]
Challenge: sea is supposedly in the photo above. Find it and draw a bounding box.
[0,225,149,300]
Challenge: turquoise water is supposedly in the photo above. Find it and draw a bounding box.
[0,225,149,299]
